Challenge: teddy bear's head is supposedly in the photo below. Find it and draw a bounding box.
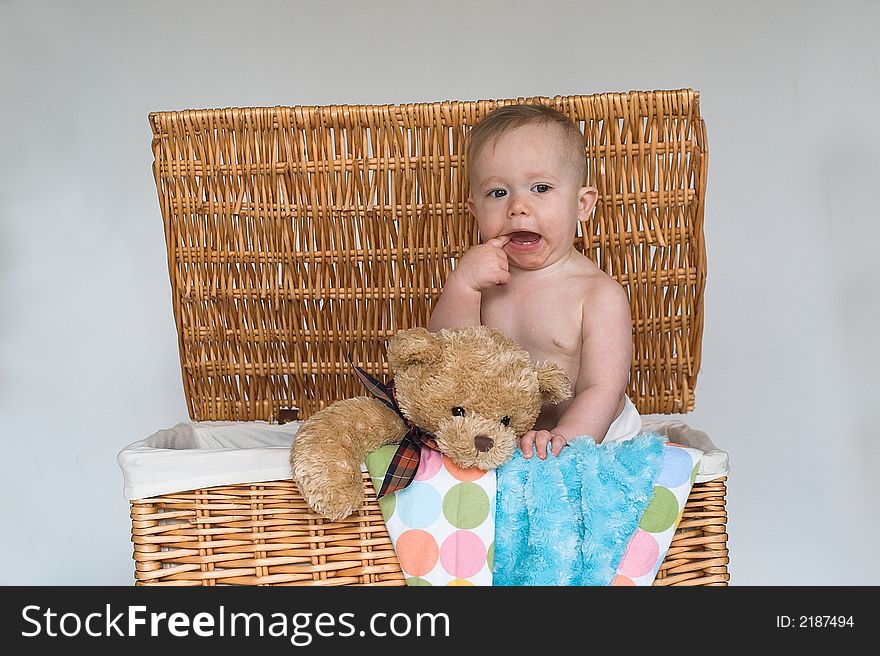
[386,326,572,469]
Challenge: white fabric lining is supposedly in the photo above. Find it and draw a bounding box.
[118,417,728,501]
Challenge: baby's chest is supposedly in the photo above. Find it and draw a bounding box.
[481,286,583,358]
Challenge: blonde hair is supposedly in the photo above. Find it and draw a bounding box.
[465,103,587,187]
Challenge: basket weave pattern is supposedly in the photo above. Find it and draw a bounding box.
[132,475,727,586]
[132,473,405,586]
[137,90,727,585]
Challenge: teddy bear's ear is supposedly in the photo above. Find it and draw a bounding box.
[535,361,572,405]
[386,327,444,371]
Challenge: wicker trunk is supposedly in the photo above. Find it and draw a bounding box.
[134,90,729,585]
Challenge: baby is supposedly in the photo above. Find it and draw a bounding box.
[428,103,641,459]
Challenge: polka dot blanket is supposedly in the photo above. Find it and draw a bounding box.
[364,432,701,586]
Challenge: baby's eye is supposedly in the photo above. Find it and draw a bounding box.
[451,407,466,417]
[487,189,507,198]
[532,184,551,193]
[500,416,511,426]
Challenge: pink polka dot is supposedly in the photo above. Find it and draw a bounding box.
[443,455,488,481]
[439,530,486,579]
[617,529,660,578]
[612,574,635,586]
[415,448,443,481]
[396,530,439,577]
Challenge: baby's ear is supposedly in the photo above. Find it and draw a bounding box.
[535,362,572,405]
[577,186,599,221]
[386,327,444,372]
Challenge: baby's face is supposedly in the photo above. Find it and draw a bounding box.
[467,124,596,272]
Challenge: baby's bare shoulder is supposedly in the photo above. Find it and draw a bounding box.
[585,268,627,300]
[575,262,630,322]
[571,255,625,294]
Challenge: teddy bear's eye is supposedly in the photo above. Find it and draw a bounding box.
[500,415,511,426]
[451,406,465,417]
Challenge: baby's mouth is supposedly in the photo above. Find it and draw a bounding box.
[507,230,541,245]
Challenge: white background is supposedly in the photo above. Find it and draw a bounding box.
[1,0,878,585]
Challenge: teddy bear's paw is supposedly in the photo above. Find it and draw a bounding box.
[294,466,364,521]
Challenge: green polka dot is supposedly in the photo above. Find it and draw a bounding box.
[442,482,490,529]
[365,445,398,481]
[378,492,396,519]
[487,542,494,571]
[639,486,679,533]
[406,577,432,586]
[364,446,399,520]
[690,461,699,484]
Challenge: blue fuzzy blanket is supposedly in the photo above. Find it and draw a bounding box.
[494,433,666,586]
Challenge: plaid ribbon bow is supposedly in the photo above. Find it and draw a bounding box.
[349,359,438,497]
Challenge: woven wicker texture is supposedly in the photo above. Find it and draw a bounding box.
[131,473,405,585]
[139,90,726,586]
[131,474,727,586]
[150,89,707,421]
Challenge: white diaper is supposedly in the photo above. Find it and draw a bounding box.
[601,394,642,443]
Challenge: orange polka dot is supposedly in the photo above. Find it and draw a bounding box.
[612,574,635,586]
[395,530,439,577]
[442,455,488,481]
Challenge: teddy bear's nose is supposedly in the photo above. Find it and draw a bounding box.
[474,435,494,453]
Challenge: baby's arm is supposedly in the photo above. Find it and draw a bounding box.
[428,235,510,331]
[556,278,632,442]
[522,278,632,458]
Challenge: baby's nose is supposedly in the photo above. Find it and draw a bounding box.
[474,435,494,453]
[507,192,530,216]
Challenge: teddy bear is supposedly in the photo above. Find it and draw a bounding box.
[290,325,572,520]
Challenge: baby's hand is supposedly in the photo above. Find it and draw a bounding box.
[520,429,568,460]
[452,235,511,291]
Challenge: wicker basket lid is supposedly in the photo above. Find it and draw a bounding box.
[149,89,707,421]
